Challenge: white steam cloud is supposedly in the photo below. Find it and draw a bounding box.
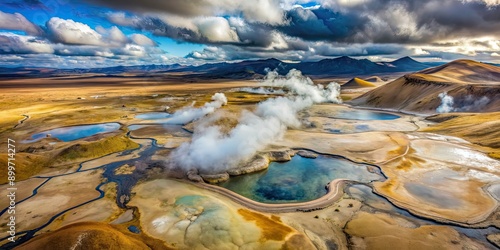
[170,69,341,173]
[437,92,490,113]
[164,93,227,124]
[437,92,454,113]
[262,69,343,103]
[238,87,285,95]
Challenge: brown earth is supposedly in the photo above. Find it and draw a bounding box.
[15,222,169,250]
[350,60,500,113]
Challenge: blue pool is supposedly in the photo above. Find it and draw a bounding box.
[23,123,121,143]
[218,155,384,203]
[333,110,400,120]
[135,112,172,120]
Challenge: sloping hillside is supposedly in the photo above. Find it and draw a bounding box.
[350,60,500,113]
[364,76,386,84]
[416,59,500,84]
[16,222,169,250]
[342,77,378,88]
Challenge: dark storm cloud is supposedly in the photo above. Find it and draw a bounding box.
[87,0,285,24]
[276,1,499,44]
[107,13,242,45]
[2,0,500,66]
[104,0,499,47]
[330,0,500,43]
[185,42,408,61]
[279,7,367,42]
[87,0,214,17]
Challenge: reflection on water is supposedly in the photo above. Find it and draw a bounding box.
[412,140,500,172]
[23,123,121,143]
[332,110,400,120]
[135,112,172,120]
[218,155,384,203]
[405,182,463,209]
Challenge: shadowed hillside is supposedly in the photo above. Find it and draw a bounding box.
[350,60,500,113]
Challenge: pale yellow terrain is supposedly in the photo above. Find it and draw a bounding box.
[345,212,486,250]
[351,60,500,113]
[342,77,377,88]
[0,72,498,249]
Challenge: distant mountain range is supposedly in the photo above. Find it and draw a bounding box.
[0,56,448,79]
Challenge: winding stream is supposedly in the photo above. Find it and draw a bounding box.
[0,129,159,248]
[1,106,499,249]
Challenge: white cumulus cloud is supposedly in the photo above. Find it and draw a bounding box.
[47,17,105,46]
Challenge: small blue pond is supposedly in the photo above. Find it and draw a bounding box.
[135,112,172,120]
[23,123,121,143]
[218,155,383,204]
[128,225,141,234]
[333,110,399,120]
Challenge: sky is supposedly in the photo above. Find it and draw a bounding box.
[0,0,499,68]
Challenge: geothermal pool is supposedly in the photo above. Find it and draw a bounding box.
[23,122,121,143]
[332,109,400,120]
[218,155,384,203]
[135,112,172,120]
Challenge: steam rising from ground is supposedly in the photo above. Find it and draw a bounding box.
[238,87,285,95]
[437,92,454,113]
[169,69,341,173]
[263,69,342,103]
[437,92,490,113]
[164,93,227,124]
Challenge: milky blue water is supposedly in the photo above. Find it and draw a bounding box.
[218,155,384,203]
[333,110,400,120]
[128,125,148,131]
[23,123,121,143]
[135,112,172,120]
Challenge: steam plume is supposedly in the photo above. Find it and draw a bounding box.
[164,93,227,124]
[437,92,454,113]
[262,69,342,103]
[437,92,490,113]
[238,87,285,95]
[169,69,341,173]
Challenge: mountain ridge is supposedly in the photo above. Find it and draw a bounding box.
[0,56,442,79]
